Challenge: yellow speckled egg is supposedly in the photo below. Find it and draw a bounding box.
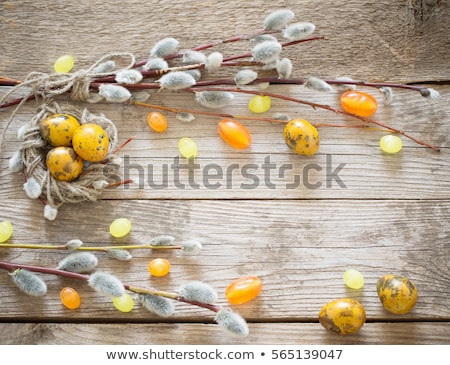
[46,147,84,181]
[319,298,366,335]
[39,114,81,147]
[284,119,320,156]
[376,275,418,314]
[72,123,109,162]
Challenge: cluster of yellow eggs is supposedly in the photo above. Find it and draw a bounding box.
[39,114,110,181]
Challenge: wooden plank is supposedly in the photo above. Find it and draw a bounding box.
[0,0,449,346]
[0,200,448,321]
[0,1,448,81]
[1,85,448,200]
[1,322,448,345]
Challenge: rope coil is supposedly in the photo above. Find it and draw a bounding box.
[0,53,132,219]
[18,100,120,218]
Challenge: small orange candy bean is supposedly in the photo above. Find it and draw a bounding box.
[147,112,168,133]
[225,275,262,305]
[148,258,171,277]
[217,118,252,149]
[340,90,378,117]
[60,287,81,310]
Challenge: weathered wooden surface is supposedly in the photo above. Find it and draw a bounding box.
[0,0,449,345]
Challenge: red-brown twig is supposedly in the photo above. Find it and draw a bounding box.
[186,86,441,151]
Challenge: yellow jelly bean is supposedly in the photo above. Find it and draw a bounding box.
[54,55,74,73]
[178,137,198,159]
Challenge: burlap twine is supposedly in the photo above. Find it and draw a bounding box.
[0,53,135,218]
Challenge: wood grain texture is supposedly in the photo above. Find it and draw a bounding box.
[0,0,449,345]
[0,0,449,81]
[0,322,448,345]
[0,199,448,321]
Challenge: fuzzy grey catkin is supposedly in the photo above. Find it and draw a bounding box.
[98,83,132,102]
[139,293,175,317]
[157,71,196,90]
[282,22,316,41]
[182,50,206,64]
[176,112,195,123]
[65,239,84,250]
[379,87,394,105]
[181,239,202,253]
[277,58,293,79]
[305,77,333,92]
[107,249,132,261]
[184,69,202,82]
[142,57,169,71]
[10,269,47,297]
[88,272,125,298]
[263,9,295,31]
[336,76,357,90]
[150,37,179,58]
[205,52,223,70]
[250,34,278,46]
[92,180,109,190]
[43,204,58,221]
[272,112,291,121]
[58,252,99,273]
[17,125,28,140]
[420,88,441,99]
[252,41,282,64]
[178,281,218,304]
[9,150,23,172]
[215,308,249,336]
[195,91,234,109]
[92,60,116,74]
[23,177,42,199]
[148,235,175,246]
[234,69,258,86]
[115,69,143,84]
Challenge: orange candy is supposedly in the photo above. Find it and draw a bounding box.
[340,90,378,117]
[147,112,168,133]
[217,118,252,149]
[148,258,171,277]
[60,287,81,310]
[225,275,262,305]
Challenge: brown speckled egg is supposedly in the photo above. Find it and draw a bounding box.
[39,114,80,147]
[72,123,109,162]
[46,147,84,182]
[284,119,320,156]
[376,275,418,314]
[319,298,366,335]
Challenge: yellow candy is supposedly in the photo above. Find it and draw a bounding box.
[343,269,364,289]
[0,221,13,243]
[110,218,132,238]
[112,293,134,312]
[178,137,198,159]
[248,95,271,113]
[54,55,74,73]
[380,135,402,154]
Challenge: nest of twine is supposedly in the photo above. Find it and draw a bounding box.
[20,100,120,215]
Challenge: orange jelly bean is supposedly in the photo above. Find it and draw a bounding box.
[340,90,378,117]
[147,112,168,132]
[217,118,252,149]
[148,258,171,277]
[225,275,262,305]
[60,287,81,310]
